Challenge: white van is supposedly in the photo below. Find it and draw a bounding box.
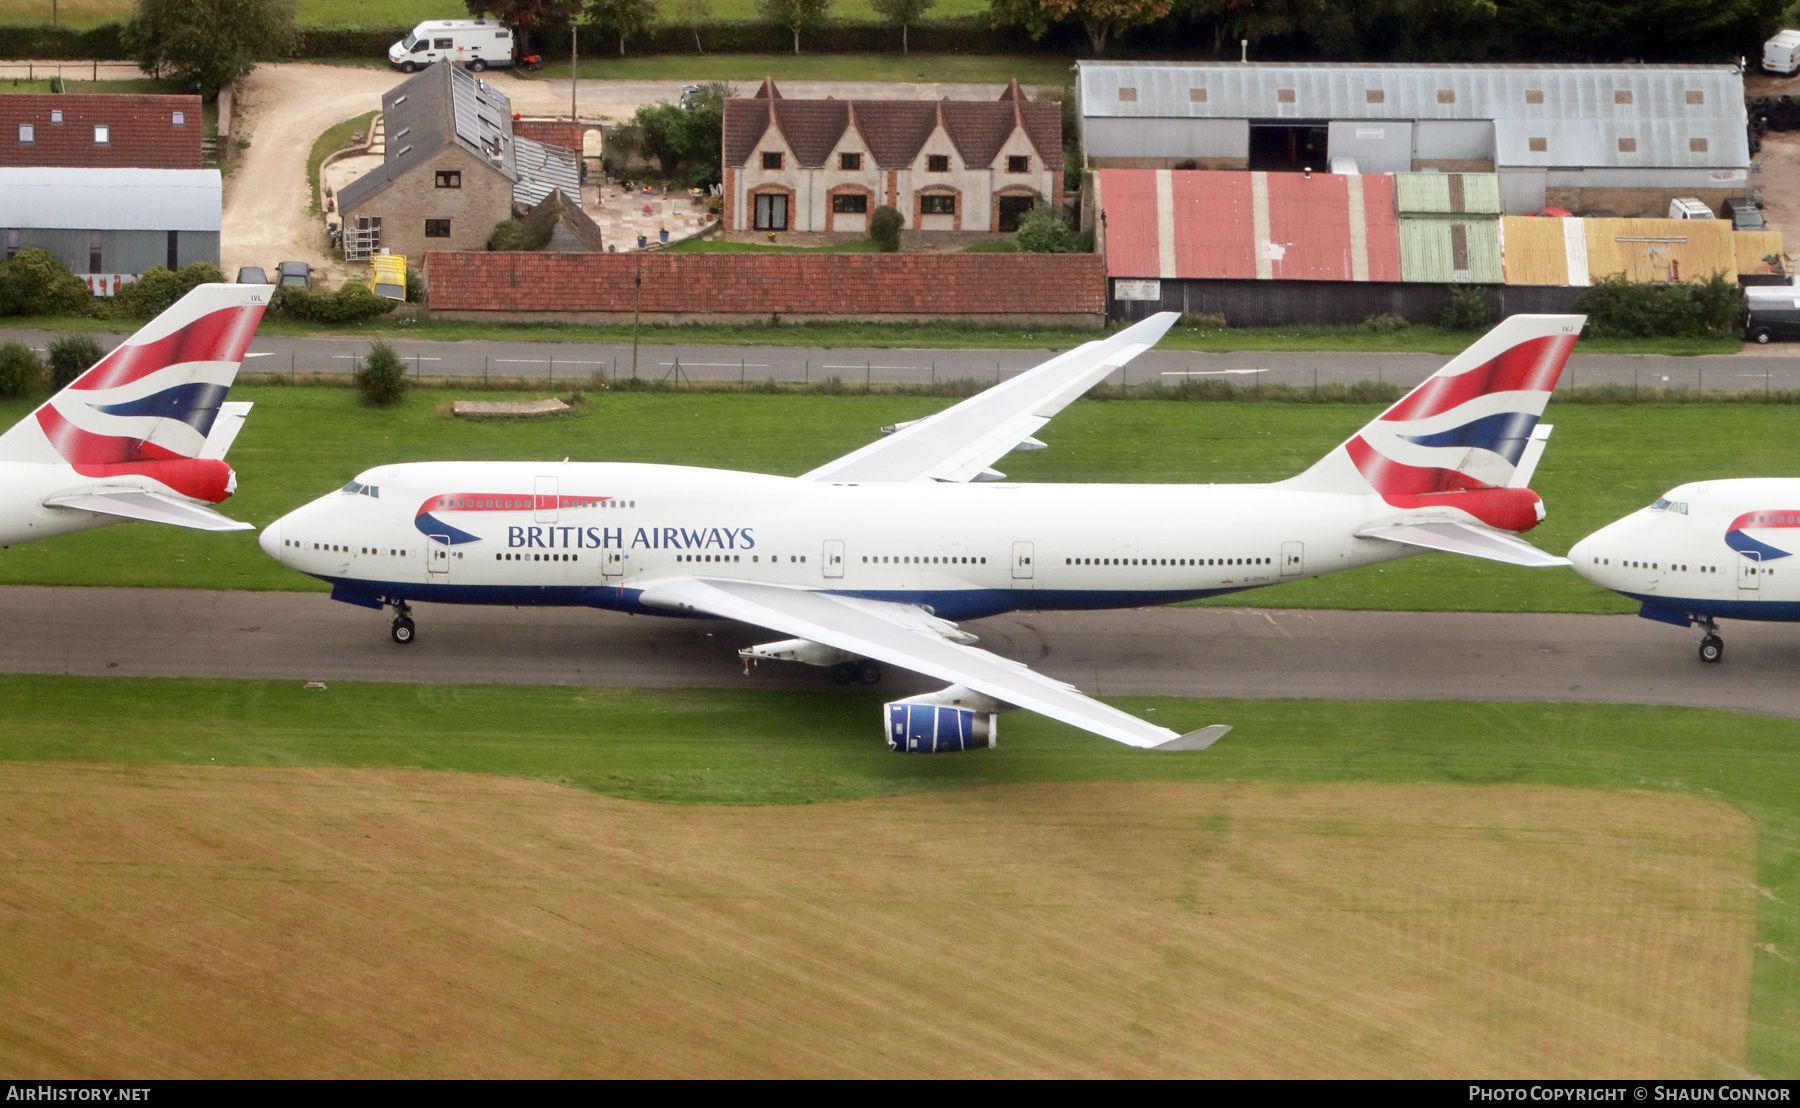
[1765,29,1800,75]
[389,20,514,73]
[1668,197,1715,220]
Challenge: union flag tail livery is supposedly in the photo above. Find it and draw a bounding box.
[1284,314,1583,566]
[0,282,270,547]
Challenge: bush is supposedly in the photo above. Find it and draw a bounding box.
[488,193,562,252]
[0,264,33,317]
[107,262,224,319]
[269,281,398,325]
[46,334,104,389]
[1360,313,1411,332]
[1574,273,1745,338]
[3,248,94,317]
[357,341,407,407]
[1178,311,1228,328]
[0,342,45,398]
[1017,204,1078,253]
[1436,284,1496,331]
[869,206,903,253]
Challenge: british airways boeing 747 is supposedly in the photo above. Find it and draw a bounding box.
[262,312,1584,753]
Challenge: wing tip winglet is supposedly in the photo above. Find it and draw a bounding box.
[1153,724,1232,751]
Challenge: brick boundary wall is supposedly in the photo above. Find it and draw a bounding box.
[511,118,584,151]
[424,251,1108,326]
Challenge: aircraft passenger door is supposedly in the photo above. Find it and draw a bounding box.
[1011,541,1034,580]
[602,551,624,580]
[427,537,450,576]
[823,539,845,578]
[1281,541,1304,577]
[535,476,559,523]
[1740,552,1761,591]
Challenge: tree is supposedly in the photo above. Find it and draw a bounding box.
[869,206,903,252]
[871,0,936,52]
[124,0,296,94]
[756,0,832,53]
[618,83,729,180]
[990,0,1169,52]
[464,0,583,55]
[1500,0,1781,62]
[585,0,657,54]
[674,0,712,52]
[1017,203,1078,252]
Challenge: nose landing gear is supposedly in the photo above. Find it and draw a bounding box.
[390,601,416,645]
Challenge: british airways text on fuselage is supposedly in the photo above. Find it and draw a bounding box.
[503,524,757,550]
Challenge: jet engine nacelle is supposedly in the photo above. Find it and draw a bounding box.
[883,686,1009,753]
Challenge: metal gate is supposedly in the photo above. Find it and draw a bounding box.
[1011,540,1034,580]
[1740,552,1762,590]
[822,539,845,578]
[1281,541,1304,577]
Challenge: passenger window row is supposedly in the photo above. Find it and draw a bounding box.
[497,553,578,562]
[1592,557,1720,573]
[1066,556,1269,567]
[286,540,408,557]
[862,556,987,565]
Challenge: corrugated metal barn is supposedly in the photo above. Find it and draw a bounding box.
[1077,62,1751,216]
[0,167,220,282]
[1498,215,1771,285]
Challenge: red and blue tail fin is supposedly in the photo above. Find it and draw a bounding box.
[0,282,269,468]
[1283,314,1583,529]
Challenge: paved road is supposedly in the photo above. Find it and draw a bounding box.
[3,586,1793,719]
[6,328,1799,392]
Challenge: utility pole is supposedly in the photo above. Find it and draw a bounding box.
[630,253,643,380]
[570,21,578,122]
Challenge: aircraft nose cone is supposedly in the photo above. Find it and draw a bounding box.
[259,518,283,560]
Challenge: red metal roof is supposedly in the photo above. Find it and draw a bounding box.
[1098,169,1400,282]
[0,94,203,169]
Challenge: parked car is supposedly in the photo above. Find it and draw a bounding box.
[1722,197,1766,231]
[388,19,514,73]
[234,266,268,285]
[277,261,311,289]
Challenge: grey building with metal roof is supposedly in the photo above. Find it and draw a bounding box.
[0,166,219,289]
[338,61,581,262]
[1076,62,1751,216]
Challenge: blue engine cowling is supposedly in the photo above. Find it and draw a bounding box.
[886,702,995,753]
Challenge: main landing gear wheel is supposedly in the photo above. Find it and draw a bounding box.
[856,659,883,685]
[1699,634,1724,664]
[391,617,416,645]
[830,661,858,684]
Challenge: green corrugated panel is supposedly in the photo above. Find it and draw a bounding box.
[1394,173,1501,215]
[1398,216,1503,283]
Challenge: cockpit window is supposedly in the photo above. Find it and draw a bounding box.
[1650,498,1687,515]
[341,481,380,498]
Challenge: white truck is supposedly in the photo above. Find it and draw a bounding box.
[1765,29,1800,75]
[389,20,514,73]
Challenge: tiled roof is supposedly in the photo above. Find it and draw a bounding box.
[723,95,1062,171]
[0,94,203,169]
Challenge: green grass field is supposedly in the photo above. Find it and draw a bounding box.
[0,0,990,29]
[308,109,377,212]
[0,672,1795,1072]
[0,387,1795,610]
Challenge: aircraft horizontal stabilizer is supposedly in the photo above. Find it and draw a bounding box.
[46,490,253,532]
[198,402,254,461]
[1358,521,1569,567]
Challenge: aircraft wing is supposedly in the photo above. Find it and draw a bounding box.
[1357,521,1570,567]
[45,490,254,532]
[798,312,1181,484]
[638,576,1230,751]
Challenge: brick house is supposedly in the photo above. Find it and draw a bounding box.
[721,79,1062,237]
[337,62,579,263]
[0,94,203,169]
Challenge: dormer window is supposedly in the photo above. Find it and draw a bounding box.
[1007,155,1029,173]
[839,152,861,170]
[927,154,949,172]
[762,151,783,169]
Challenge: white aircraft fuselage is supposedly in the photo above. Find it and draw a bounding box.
[1571,479,1800,629]
[263,461,1419,619]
